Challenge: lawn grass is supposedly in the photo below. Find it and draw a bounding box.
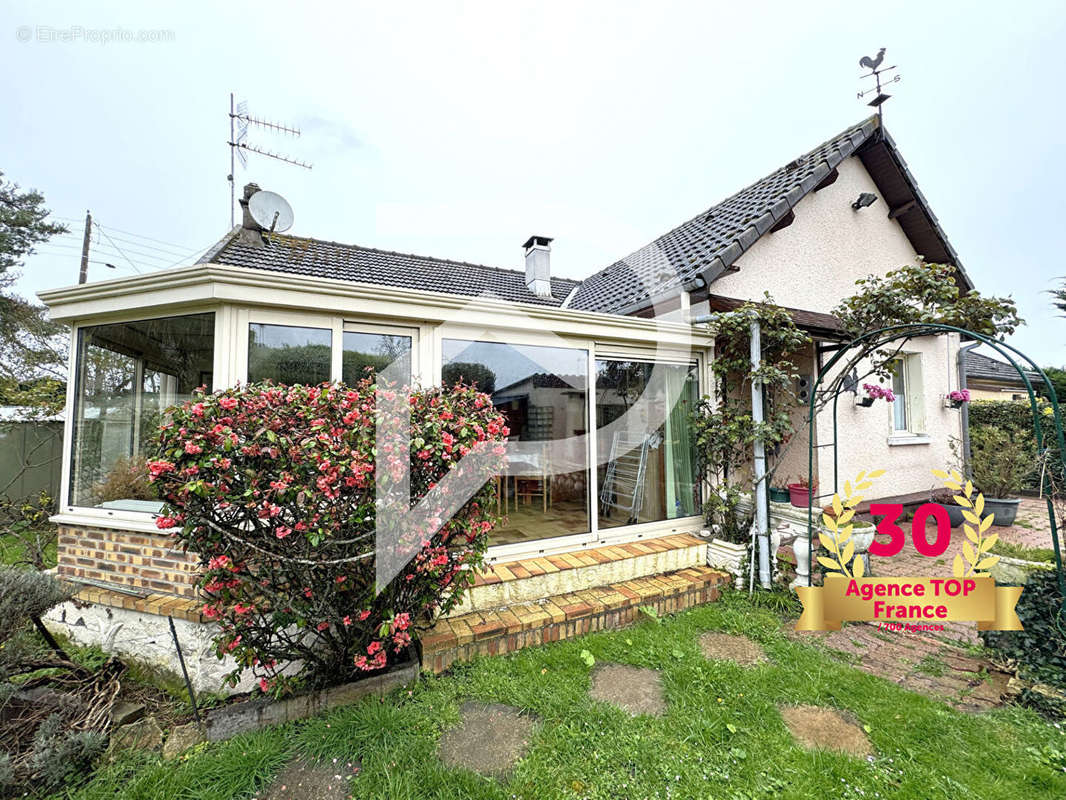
[53,592,1066,800]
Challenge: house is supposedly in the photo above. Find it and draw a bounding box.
[38,114,973,686]
[964,349,1041,401]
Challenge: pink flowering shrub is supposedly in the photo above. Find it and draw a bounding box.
[862,382,896,402]
[149,377,506,694]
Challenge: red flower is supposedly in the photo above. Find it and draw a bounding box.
[155,515,177,530]
[219,396,239,410]
[367,640,382,655]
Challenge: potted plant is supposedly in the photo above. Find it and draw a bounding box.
[931,490,967,528]
[820,504,877,571]
[787,477,817,508]
[857,383,895,407]
[769,485,790,503]
[968,425,1033,526]
[701,486,752,589]
[944,389,970,409]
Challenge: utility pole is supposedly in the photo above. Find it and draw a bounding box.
[78,210,91,284]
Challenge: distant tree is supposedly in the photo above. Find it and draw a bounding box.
[1041,366,1066,403]
[1052,277,1066,316]
[442,362,496,395]
[0,171,69,417]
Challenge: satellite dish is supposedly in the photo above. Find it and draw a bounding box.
[248,190,294,233]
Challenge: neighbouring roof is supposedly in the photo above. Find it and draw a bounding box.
[965,350,1041,387]
[201,233,582,308]
[567,115,970,315]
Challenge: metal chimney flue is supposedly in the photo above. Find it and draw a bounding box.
[523,235,553,298]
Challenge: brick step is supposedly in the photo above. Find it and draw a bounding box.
[451,533,707,616]
[422,565,729,674]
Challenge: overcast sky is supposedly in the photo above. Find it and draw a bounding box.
[3,1,1064,367]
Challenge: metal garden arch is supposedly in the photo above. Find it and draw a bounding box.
[802,323,1066,614]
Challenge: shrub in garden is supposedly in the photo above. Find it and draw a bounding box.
[150,378,507,694]
[981,570,1066,716]
[0,567,72,672]
[968,425,1034,499]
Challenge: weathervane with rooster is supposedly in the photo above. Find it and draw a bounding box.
[857,47,901,120]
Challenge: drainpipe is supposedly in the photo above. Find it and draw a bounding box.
[750,318,771,588]
[690,311,772,588]
[958,340,979,478]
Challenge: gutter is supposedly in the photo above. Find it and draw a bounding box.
[612,274,708,318]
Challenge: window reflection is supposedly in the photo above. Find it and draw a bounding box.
[342,331,411,385]
[70,313,215,510]
[595,360,700,527]
[442,339,589,545]
[247,323,331,385]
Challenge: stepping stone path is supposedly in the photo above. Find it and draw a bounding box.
[589,663,667,717]
[260,756,357,800]
[439,702,536,778]
[699,632,768,666]
[779,705,873,757]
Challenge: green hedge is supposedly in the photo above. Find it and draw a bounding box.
[968,400,1063,492]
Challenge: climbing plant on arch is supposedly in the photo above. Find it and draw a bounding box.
[801,323,1066,616]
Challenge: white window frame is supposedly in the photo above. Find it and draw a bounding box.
[237,308,420,385]
[52,290,709,562]
[55,305,227,529]
[887,353,929,445]
[437,321,706,563]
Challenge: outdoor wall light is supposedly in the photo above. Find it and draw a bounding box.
[851,192,878,210]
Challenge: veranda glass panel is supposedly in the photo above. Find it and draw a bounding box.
[248,323,331,385]
[342,331,412,385]
[442,339,590,545]
[70,313,215,510]
[595,360,700,528]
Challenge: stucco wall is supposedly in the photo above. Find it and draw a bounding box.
[705,155,964,499]
[711,156,920,313]
[815,335,963,499]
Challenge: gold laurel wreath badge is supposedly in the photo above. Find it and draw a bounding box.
[931,469,1000,578]
[818,469,885,578]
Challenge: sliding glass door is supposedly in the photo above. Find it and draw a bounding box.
[595,359,701,529]
[442,339,590,547]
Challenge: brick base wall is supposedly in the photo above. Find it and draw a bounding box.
[56,525,200,598]
[422,566,728,674]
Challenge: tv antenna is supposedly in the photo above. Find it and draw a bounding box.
[857,48,901,121]
[227,93,312,227]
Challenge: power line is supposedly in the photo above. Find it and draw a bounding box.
[59,217,203,253]
[93,223,142,274]
[50,234,190,263]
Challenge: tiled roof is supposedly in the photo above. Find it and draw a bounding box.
[965,350,1041,386]
[203,233,582,308]
[567,117,882,314]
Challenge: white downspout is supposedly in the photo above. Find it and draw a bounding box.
[750,318,771,588]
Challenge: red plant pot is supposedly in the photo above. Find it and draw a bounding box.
[787,483,815,508]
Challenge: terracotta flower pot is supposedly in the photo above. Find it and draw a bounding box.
[787,483,815,508]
